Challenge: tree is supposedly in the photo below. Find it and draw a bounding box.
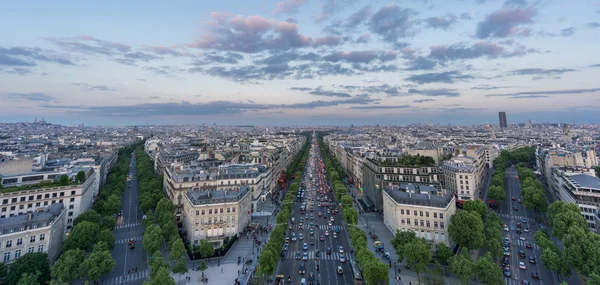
[145,266,176,285]
[476,254,504,285]
[588,273,600,285]
[17,271,41,285]
[390,230,417,262]
[363,261,389,285]
[51,249,86,283]
[487,185,506,202]
[562,226,600,276]
[258,249,277,275]
[463,200,487,220]
[436,244,454,266]
[198,240,215,259]
[73,210,115,231]
[83,242,116,282]
[448,211,484,250]
[547,201,587,239]
[172,256,188,282]
[169,239,186,262]
[149,251,167,279]
[144,224,163,255]
[76,170,86,183]
[59,174,70,186]
[423,261,446,285]
[6,252,51,285]
[449,251,475,285]
[98,229,116,250]
[198,260,208,272]
[404,238,432,285]
[541,248,570,279]
[0,262,7,279]
[65,221,100,251]
[341,195,353,207]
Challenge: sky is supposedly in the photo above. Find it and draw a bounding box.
[1,0,600,126]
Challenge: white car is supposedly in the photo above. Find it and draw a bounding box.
[519,236,525,241]
[503,225,509,231]
[519,262,526,270]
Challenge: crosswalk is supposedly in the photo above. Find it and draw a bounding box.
[115,222,143,229]
[117,236,143,244]
[290,225,345,231]
[511,239,540,250]
[498,214,535,223]
[101,269,149,285]
[282,251,350,261]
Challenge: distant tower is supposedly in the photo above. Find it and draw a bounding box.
[485,122,492,131]
[34,117,37,124]
[498,112,507,128]
[562,124,570,142]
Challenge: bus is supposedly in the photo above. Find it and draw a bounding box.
[349,259,363,285]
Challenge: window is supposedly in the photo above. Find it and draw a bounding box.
[40,234,45,241]
[2,199,7,204]
[426,221,430,228]
[440,222,445,229]
[17,238,22,245]
[28,204,33,208]
[35,202,40,207]
[68,212,73,217]
[28,195,34,201]
[420,220,424,227]
[38,245,44,252]
[44,194,49,199]
[69,205,74,209]
[401,219,405,224]
[12,198,17,203]
[209,209,212,214]
[466,186,469,190]
[413,210,417,216]
[426,212,429,217]
[201,210,205,215]
[10,206,15,211]
[30,236,36,243]
[67,218,72,223]
[71,191,76,195]
[70,198,75,202]
[6,240,12,248]
[14,249,21,259]
[407,219,411,225]
[52,193,57,198]
[434,221,438,228]
[19,205,24,209]
[400,209,404,215]
[28,247,34,253]
[434,213,438,218]
[1,207,5,212]
[37,195,42,200]
[60,192,65,197]
[227,208,231,213]
[3,252,10,263]
[43,201,48,206]
[419,211,423,217]
[440,213,444,219]
[196,210,200,216]
[232,208,236,212]
[414,219,418,225]
[220,208,223,213]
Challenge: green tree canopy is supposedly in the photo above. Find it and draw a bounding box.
[198,240,215,259]
[448,211,485,250]
[83,242,116,282]
[404,238,432,285]
[17,271,41,285]
[463,200,487,220]
[6,252,50,285]
[51,249,86,283]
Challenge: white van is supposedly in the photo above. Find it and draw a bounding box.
[300,278,306,285]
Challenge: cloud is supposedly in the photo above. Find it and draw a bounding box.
[47,36,131,55]
[428,42,505,61]
[355,33,371,44]
[308,87,352,98]
[0,47,74,66]
[508,95,549,99]
[338,84,401,95]
[504,0,528,7]
[408,88,460,97]
[413,99,436,103]
[0,67,32,75]
[560,27,575,37]
[425,14,458,30]
[46,95,379,116]
[322,51,398,64]
[0,92,55,102]
[148,46,190,57]
[460,13,473,20]
[290,87,312,91]
[145,66,187,78]
[345,5,372,29]
[369,4,419,43]
[273,0,307,14]
[476,8,536,38]
[405,56,437,70]
[590,64,600,68]
[314,0,357,23]
[508,68,577,76]
[72,83,118,91]
[405,71,473,84]
[485,88,600,98]
[349,105,410,109]
[187,14,343,53]
[587,22,600,28]
[115,52,162,65]
[471,84,517,90]
[195,52,245,65]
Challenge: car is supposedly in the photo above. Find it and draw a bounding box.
[320,235,325,241]
[299,263,306,275]
[325,231,330,236]
[521,219,527,223]
[303,252,308,260]
[284,243,289,251]
[328,221,332,226]
[504,225,509,231]
[503,258,510,266]
[295,251,302,260]
[522,280,531,285]
[300,278,306,285]
[531,272,540,279]
[318,212,322,217]
[339,246,344,253]
[340,255,346,262]
[299,233,304,240]
[309,229,314,235]
[519,262,526,270]
[305,214,309,219]
[326,247,332,254]
[524,227,530,233]
[337,266,343,274]
[504,251,511,256]
[303,243,308,251]
[300,217,304,223]
[512,197,516,201]
[504,237,510,243]
[299,223,304,229]
[504,246,510,252]
[519,236,525,241]
[310,215,314,220]
[529,256,536,264]
[518,199,522,203]
[504,270,511,277]
[525,242,533,248]
[514,206,519,211]
[310,238,315,245]
[516,223,522,228]
[519,250,526,257]
[516,229,522,234]
[292,233,297,242]
[330,217,334,222]
[333,233,337,239]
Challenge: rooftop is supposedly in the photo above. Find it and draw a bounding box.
[186,185,251,206]
[383,184,454,208]
[568,174,600,190]
[0,203,64,235]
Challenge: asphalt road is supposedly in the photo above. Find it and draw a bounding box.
[277,134,356,285]
[100,154,149,285]
[500,166,553,285]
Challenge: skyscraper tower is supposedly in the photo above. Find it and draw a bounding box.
[498,112,507,128]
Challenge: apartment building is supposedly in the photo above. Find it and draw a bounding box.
[164,163,271,214]
[382,184,456,247]
[548,166,600,232]
[155,148,199,175]
[0,169,99,231]
[362,156,443,212]
[182,186,252,248]
[0,203,67,263]
[442,156,480,201]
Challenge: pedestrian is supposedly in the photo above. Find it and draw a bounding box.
[222,267,224,273]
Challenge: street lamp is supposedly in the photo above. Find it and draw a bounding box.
[394,262,397,280]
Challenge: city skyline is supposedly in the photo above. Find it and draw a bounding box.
[1,0,600,126]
